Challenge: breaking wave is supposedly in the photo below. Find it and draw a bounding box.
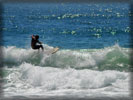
[2,44,131,71]
[2,44,131,97]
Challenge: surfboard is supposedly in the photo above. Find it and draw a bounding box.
[51,47,59,54]
[43,47,59,55]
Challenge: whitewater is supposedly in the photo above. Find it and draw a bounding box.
[1,44,131,98]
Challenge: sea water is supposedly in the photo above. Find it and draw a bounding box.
[1,3,132,99]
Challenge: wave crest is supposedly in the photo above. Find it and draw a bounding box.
[3,44,131,71]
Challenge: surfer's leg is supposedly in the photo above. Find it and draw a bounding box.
[33,45,43,51]
[40,45,44,51]
[36,45,44,51]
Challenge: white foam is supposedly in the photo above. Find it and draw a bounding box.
[2,44,130,71]
[3,46,52,65]
[3,63,130,97]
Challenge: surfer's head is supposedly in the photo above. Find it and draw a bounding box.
[35,35,39,40]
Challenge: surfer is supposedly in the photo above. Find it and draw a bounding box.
[31,35,44,51]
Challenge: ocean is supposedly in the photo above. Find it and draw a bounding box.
[1,2,132,99]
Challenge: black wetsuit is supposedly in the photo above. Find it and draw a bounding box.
[31,37,43,50]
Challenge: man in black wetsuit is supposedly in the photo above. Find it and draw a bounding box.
[31,35,44,51]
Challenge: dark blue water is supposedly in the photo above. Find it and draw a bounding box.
[2,3,131,49]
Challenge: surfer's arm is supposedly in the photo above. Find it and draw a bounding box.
[37,40,42,44]
[32,35,36,39]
